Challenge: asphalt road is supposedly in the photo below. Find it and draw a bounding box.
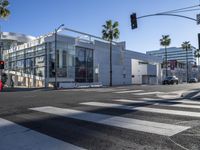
[0,83,200,150]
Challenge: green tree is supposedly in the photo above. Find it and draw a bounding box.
[160,35,171,78]
[0,0,10,19]
[194,49,200,66]
[182,41,191,83]
[102,20,120,86]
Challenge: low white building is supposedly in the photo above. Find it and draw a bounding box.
[3,31,162,88]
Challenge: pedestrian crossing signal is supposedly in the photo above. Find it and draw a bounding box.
[0,61,4,69]
[130,13,138,29]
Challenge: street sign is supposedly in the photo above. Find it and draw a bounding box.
[196,14,200,25]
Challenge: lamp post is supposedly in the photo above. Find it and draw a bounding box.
[54,24,64,90]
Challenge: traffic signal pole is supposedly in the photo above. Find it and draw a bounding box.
[131,4,200,30]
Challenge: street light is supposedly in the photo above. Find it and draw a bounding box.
[54,24,64,89]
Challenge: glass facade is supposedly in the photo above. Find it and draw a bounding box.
[4,43,46,87]
[75,47,93,82]
[49,41,75,79]
[4,35,95,87]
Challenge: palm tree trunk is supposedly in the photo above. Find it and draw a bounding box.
[165,46,168,77]
[186,48,189,83]
[110,41,112,86]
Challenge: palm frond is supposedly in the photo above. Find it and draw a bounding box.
[2,0,9,7]
[112,21,119,29]
[101,20,120,41]
[160,35,171,47]
[182,41,191,50]
[0,0,10,18]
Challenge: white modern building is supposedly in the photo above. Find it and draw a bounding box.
[146,47,196,64]
[146,47,197,81]
[3,31,162,88]
[0,32,35,59]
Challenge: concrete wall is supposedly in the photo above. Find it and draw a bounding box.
[93,40,129,86]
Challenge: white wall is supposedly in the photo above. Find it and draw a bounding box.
[131,59,147,84]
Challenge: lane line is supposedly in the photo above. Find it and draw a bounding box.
[30,106,190,137]
[80,102,200,118]
[114,90,144,94]
[114,99,200,109]
[0,118,85,150]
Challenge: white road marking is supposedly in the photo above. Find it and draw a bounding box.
[114,99,200,109]
[114,90,144,94]
[30,106,190,137]
[81,102,200,118]
[156,91,184,99]
[133,91,163,95]
[141,98,200,105]
[140,98,162,101]
[178,100,200,105]
[0,118,85,150]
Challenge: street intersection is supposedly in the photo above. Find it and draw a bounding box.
[0,83,200,150]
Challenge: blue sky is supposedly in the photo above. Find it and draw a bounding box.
[1,0,200,53]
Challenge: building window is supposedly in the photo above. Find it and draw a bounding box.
[75,47,93,83]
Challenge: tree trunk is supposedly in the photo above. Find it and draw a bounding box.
[110,41,112,86]
[165,46,168,77]
[186,48,189,83]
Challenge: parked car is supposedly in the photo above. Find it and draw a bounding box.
[162,76,179,85]
[188,78,198,83]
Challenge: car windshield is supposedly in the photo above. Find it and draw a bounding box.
[166,77,173,80]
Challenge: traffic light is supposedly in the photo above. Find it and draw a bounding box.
[130,13,138,29]
[0,61,4,69]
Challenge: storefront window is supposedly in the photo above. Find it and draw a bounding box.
[75,47,93,82]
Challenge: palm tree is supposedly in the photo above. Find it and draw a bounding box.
[0,0,10,19]
[160,35,171,78]
[182,41,191,83]
[0,0,10,60]
[102,20,120,86]
[194,49,200,66]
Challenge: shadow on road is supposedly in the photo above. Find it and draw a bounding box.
[181,88,200,100]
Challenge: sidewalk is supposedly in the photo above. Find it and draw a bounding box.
[1,87,52,92]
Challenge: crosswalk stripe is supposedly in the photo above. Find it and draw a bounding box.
[30,106,190,137]
[114,99,200,109]
[0,118,85,150]
[140,98,162,101]
[133,91,163,95]
[178,100,200,105]
[141,98,200,105]
[80,102,200,118]
[114,90,143,94]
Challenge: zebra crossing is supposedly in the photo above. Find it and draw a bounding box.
[29,106,190,136]
[1,97,200,149]
[64,87,184,99]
